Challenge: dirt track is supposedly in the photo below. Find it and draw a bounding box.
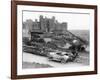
[22,52,89,69]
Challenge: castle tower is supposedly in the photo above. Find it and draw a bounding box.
[39,15,45,31]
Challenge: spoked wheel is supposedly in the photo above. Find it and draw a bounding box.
[48,57,53,61]
[61,59,66,64]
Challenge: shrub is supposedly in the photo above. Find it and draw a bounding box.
[23,37,31,45]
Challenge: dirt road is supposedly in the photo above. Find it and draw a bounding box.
[23,52,89,69]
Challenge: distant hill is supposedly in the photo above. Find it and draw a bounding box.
[69,30,89,42]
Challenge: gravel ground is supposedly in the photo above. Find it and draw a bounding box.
[74,52,89,65]
[22,52,89,69]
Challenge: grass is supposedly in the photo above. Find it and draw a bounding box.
[22,62,53,69]
[69,30,89,42]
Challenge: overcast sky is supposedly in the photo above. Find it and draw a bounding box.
[23,11,90,30]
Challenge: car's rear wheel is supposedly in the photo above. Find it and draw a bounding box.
[61,59,66,64]
[48,57,53,61]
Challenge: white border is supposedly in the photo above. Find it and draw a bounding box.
[17,5,94,75]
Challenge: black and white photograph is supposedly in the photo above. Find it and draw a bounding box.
[11,1,97,79]
[22,10,90,69]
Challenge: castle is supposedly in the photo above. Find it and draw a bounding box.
[23,15,88,51]
[23,15,67,33]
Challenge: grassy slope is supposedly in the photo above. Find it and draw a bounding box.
[69,30,89,42]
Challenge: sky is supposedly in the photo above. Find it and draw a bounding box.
[23,10,90,30]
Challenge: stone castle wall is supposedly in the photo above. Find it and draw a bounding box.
[23,15,67,32]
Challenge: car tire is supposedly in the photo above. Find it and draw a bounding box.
[61,59,66,64]
[48,57,53,61]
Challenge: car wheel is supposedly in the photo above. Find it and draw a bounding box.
[48,57,53,61]
[69,56,73,61]
[61,59,66,64]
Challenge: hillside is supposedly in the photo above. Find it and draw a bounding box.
[69,30,89,42]
[23,30,89,56]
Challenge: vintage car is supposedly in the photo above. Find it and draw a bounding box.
[47,51,76,63]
